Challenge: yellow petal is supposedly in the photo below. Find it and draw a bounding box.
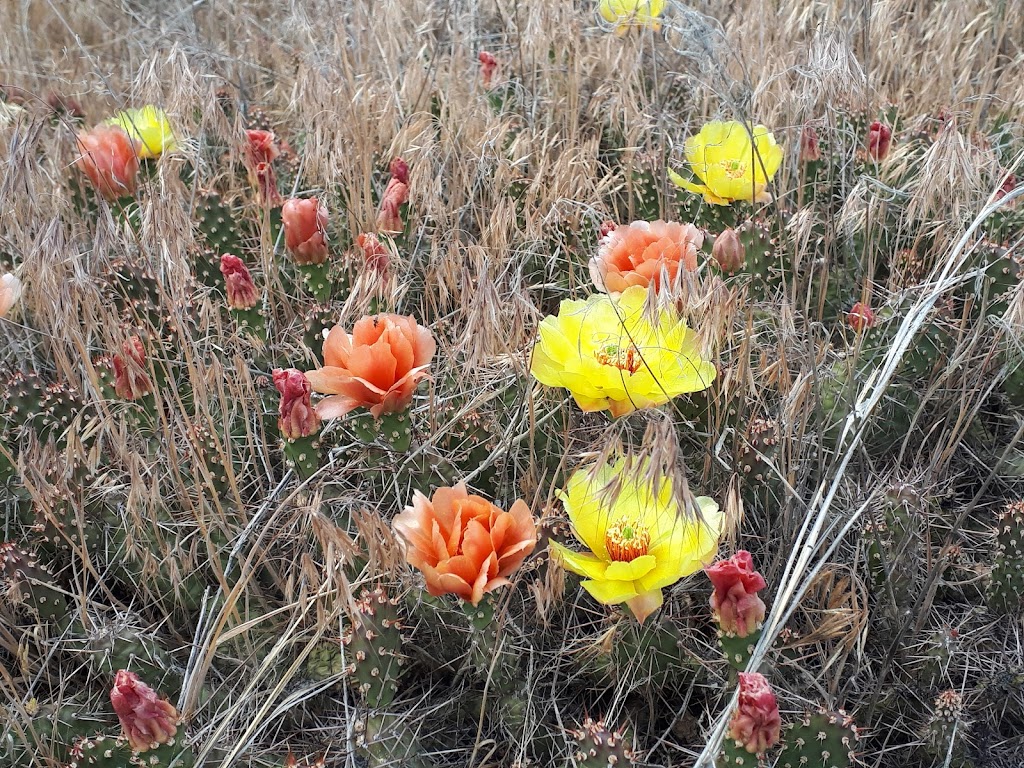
[549,541,608,580]
[604,554,657,581]
[581,577,640,605]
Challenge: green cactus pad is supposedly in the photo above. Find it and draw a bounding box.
[568,717,635,768]
[344,586,406,709]
[779,710,859,768]
[988,500,1024,613]
[0,541,69,623]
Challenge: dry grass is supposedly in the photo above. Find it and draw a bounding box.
[2,1,1024,767]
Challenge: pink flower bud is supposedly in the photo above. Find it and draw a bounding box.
[282,198,329,265]
[75,125,139,201]
[995,172,1018,203]
[866,120,892,161]
[377,160,410,234]
[244,130,282,207]
[478,51,498,89]
[599,219,617,239]
[357,232,390,276]
[706,550,767,638]
[219,254,259,310]
[848,302,875,332]
[112,336,152,401]
[728,672,781,755]
[274,368,321,440]
[389,157,409,186]
[244,129,280,167]
[712,228,745,274]
[0,273,22,318]
[110,670,179,753]
[800,125,821,162]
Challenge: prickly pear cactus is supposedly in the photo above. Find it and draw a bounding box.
[568,717,634,768]
[66,734,194,768]
[344,586,406,709]
[987,500,1024,613]
[864,482,924,619]
[920,690,971,768]
[0,541,69,623]
[778,710,859,768]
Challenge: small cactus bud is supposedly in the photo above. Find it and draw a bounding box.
[866,120,892,161]
[706,550,767,638]
[478,51,498,89]
[109,670,178,753]
[282,198,329,265]
[728,672,781,755]
[376,159,409,234]
[0,272,22,318]
[112,336,152,400]
[273,368,321,440]
[712,228,745,274]
[357,232,390,276]
[800,125,821,162]
[848,301,875,331]
[599,219,617,239]
[219,254,259,309]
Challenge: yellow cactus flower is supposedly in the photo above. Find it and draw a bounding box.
[669,120,783,205]
[107,106,177,159]
[530,285,715,417]
[598,0,665,35]
[549,458,723,623]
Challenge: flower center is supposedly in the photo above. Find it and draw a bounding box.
[721,159,747,179]
[594,343,643,374]
[605,518,651,562]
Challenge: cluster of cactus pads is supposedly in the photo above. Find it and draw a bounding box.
[3,9,1024,768]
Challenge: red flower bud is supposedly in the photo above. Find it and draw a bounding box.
[273,368,321,440]
[706,550,767,638]
[219,254,259,309]
[478,51,498,89]
[995,172,1018,203]
[357,232,390,276]
[244,129,280,167]
[282,197,329,265]
[867,120,892,161]
[848,301,875,332]
[728,672,781,755]
[712,228,745,274]
[800,125,821,162]
[112,336,152,401]
[599,219,617,240]
[75,125,139,201]
[377,160,410,234]
[110,670,178,753]
[389,157,409,186]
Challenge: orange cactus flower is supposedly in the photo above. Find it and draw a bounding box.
[75,124,139,200]
[304,313,436,419]
[282,197,329,265]
[392,482,538,605]
[590,220,702,295]
[357,232,390,276]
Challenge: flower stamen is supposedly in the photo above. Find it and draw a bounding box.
[605,518,651,561]
[594,342,643,374]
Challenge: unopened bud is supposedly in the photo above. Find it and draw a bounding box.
[712,228,745,274]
